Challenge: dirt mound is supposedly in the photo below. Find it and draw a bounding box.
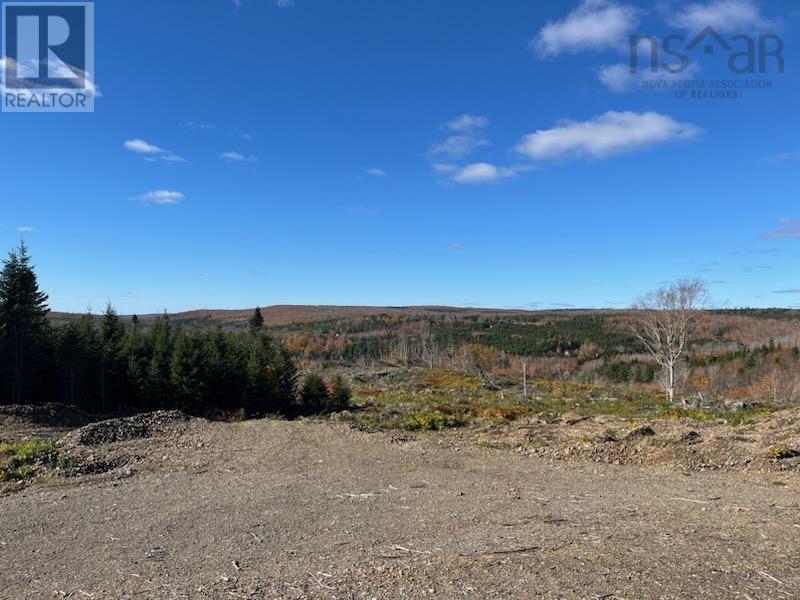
[473,409,800,472]
[60,410,193,447]
[0,403,90,428]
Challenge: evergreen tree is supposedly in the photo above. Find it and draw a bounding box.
[0,242,50,404]
[299,373,330,414]
[0,243,305,417]
[57,321,82,407]
[272,346,298,415]
[99,304,125,413]
[248,306,264,335]
[170,331,207,414]
[144,312,175,408]
[329,375,352,411]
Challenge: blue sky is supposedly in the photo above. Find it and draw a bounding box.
[1,0,799,313]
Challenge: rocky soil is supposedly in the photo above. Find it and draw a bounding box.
[0,412,799,599]
[469,408,800,472]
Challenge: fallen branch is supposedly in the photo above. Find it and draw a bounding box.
[308,571,336,591]
[459,546,540,557]
[391,544,431,555]
[759,571,783,585]
[671,497,715,505]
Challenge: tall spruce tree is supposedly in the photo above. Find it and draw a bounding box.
[248,306,264,335]
[0,242,50,404]
[99,304,125,413]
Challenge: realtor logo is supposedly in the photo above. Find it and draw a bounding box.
[2,2,94,112]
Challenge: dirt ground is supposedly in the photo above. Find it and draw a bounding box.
[2,417,800,599]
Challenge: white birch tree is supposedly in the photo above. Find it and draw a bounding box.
[633,279,708,404]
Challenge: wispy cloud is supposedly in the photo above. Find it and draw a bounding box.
[134,190,184,205]
[432,163,457,174]
[773,289,800,294]
[668,0,769,32]
[0,57,102,98]
[428,114,491,160]
[124,139,185,163]
[182,121,217,131]
[515,111,700,161]
[448,242,464,250]
[532,0,640,57]
[450,163,524,185]
[124,139,166,154]
[428,115,533,184]
[731,247,784,255]
[182,121,253,141]
[764,151,800,163]
[17,226,34,232]
[429,135,489,159]
[446,114,490,132]
[598,62,700,93]
[760,218,800,240]
[233,0,294,8]
[365,168,387,177]
[151,154,187,163]
[220,152,257,163]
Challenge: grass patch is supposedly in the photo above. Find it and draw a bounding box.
[0,439,71,483]
[659,404,774,426]
[346,369,776,432]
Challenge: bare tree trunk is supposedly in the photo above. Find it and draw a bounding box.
[521,359,528,399]
[667,362,676,404]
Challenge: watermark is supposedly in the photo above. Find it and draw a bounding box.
[2,2,94,112]
[629,26,783,100]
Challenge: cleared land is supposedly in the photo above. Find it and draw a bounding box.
[2,415,800,599]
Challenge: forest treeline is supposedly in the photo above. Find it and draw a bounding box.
[4,240,800,410]
[0,243,349,416]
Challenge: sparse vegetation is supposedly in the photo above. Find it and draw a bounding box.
[0,439,73,482]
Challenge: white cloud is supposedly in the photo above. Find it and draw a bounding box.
[532,0,640,58]
[0,57,101,98]
[428,114,491,159]
[446,114,490,132]
[668,0,768,32]
[135,190,184,205]
[429,135,489,159]
[515,111,700,161]
[450,163,520,185]
[448,242,464,250]
[124,139,185,163]
[160,154,188,163]
[124,139,166,154]
[220,152,257,163]
[598,62,700,92]
[17,226,33,232]
[432,163,457,174]
[760,218,800,240]
[365,168,387,177]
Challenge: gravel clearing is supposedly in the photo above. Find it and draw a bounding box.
[1,418,799,599]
